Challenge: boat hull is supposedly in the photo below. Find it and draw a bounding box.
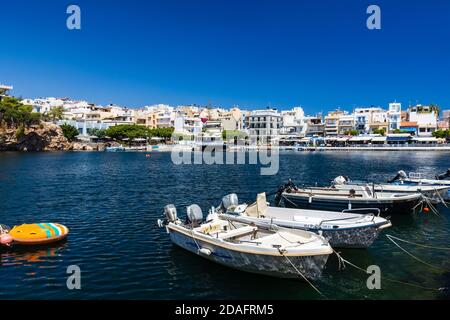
[281,194,422,215]
[320,225,381,248]
[168,229,329,280]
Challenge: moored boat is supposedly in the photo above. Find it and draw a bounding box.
[105,146,126,152]
[158,203,332,280]
[274,180,424,215]
[388,170,450,200]
[332,176,449,203]
[217,193,392,248]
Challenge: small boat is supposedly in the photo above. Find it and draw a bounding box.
[388,170,450,201]
[274,180,424,215]
[332,176,449,203]
[105,146,126,152]
[158,203,332,280]
[8,223,69,245]
[217,193,392,248]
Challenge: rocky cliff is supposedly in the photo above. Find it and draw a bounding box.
[0,122,71,151]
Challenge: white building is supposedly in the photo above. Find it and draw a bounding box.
[0,84,13,100]
[245,109,283,144]
[387,102,402,131]
[174,116,203,137]
[408,105,438,137]
[280,107,307,136]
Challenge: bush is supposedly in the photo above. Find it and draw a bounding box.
[60,124,79,141]
[16,124,25,139]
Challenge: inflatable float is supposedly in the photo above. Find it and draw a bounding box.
[0,224,13,247]
[8,223,69,245]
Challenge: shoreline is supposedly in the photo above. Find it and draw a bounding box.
[2,145,450,153]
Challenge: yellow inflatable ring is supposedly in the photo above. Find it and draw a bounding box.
[9,223,69,245]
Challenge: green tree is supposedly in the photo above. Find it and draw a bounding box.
[0,97,41,127]
[88,128,107,139]
[432,129,450,139]
[105,124,151,140]
[222,130,248,142]
[372,128,386,136]
[45,106,64,122]
[344,129,359,136]
[60,123,79,141]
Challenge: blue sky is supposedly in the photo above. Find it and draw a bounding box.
[1,0,449,114]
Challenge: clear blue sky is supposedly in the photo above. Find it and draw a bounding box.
[1,0,449,114]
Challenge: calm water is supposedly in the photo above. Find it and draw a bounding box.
[0,151,449,300]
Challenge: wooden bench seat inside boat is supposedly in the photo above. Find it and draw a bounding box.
[217,226,257,240]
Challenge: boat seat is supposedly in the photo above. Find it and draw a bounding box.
[217,226,257,240]
[196,220,228,234]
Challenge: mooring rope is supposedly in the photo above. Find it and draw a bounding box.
[434,187,448,208]
[281,253,327,299]
[386,234,450,251]
[385,235,450,272]
[333,250,447,292]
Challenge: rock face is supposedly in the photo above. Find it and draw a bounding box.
[0,122,71,151]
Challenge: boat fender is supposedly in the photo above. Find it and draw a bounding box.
[308,196,312,203]
[199,248,211,256]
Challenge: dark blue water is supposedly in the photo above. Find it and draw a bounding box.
[0,151,449,299]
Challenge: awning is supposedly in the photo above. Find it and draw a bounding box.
[350,136,372,142]
[300,137,311,142]
[371,137,387,142]
[413,137,438,142]
[387,135,412,142]
[324,137,338,141]
[336,137,350,142]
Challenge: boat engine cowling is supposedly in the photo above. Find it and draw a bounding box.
[436,169,450,180]
[220,193,239,211]
[164,204,178,222]
[186,204,203,225]
[387,170,407,183]
[332,176,348,185]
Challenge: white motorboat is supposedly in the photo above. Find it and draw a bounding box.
[158,203,332,280]
[332,176,449,203]
[218,193,392,248]
[388,170,450,200]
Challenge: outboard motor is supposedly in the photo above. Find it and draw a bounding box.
[274,179,298,207]
[219,193,239,212]
[387,170,407,183]
[164,204,178,222]
[436,169,450,180]
[186,204,203,226]
[332,176,348,185]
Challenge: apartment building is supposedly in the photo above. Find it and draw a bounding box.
[245,109,283,144]
[407,105,438,136]
[280,107,307,136]
[304,116,325,137]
